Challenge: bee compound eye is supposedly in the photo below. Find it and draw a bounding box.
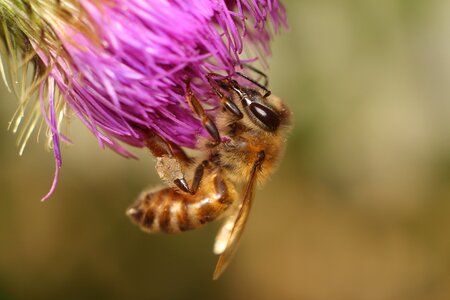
[249,103,280,131]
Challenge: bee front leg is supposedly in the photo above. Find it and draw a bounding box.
[186,81,221,146]
[206,73,243,119]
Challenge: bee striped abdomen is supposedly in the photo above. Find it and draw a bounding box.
[127,173,236,234]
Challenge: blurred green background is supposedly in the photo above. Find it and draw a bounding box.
[1,1,450,299]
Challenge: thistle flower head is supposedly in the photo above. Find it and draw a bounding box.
[0,0,287,199]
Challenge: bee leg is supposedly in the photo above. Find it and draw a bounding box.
[145,131,192,165]
[190,160,209,193]
[173,159,209,195]
[206,74,243,119]
[186,81,221,146]
[145,131,195,193]
[173,178,191,194]
[165,138,192,165]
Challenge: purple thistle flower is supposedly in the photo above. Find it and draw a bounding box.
[2,0,287,199]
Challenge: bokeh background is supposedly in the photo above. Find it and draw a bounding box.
[1,0,450,299]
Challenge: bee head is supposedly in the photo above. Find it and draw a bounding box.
[239,88,283,132]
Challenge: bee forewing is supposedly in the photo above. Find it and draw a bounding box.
[212,194,253,280]
[214,213,238,255]
[212,152,264,280]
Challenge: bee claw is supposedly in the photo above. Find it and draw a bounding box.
[174,178,193,194]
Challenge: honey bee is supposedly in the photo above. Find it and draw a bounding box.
[126,66,290,279]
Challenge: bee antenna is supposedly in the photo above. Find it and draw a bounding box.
[236,72,271,98]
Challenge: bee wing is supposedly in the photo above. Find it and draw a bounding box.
[212,152,265,280]
[214,205,240,255]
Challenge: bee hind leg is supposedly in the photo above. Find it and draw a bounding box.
[175,159,209,195]
[145,131,196,194]
[157,158,209,195]
[144,131,192,165]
